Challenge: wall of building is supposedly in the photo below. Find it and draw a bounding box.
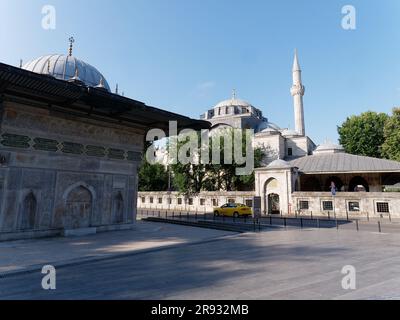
[254,133,285,160]
[292,192,400,217]
[0,100,143,240]
[138,191,255,212]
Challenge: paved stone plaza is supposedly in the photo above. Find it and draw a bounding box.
[1,222,400,299]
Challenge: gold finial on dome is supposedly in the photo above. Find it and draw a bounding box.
[68,37,75,56]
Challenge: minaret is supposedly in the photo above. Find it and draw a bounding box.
[290,49,305,136]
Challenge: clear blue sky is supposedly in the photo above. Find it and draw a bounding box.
[1,0,399,144]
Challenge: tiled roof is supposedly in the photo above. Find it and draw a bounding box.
[289,153,400,174]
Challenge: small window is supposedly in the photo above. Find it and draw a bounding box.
[168,198,172,205]
[288,148,293,156]
[377,202,389,213]
[177,198,182,205]
[212,199,218,206]
[348,202,360,212]
[200,198,206,206]
[158,198,162,204]
[299,201,309,210]
[322,201,333,211]
[141,197,146,203]
[149,197,154,204]
[245,199,253,207]
[228,198,235,204]
[189,198,193,205]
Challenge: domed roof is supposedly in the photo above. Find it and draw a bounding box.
[281,128,300,137]
[314,141,344,154]
[22,54,111,92]
[256,121,281,133]
[214,98,252,109]
[267,159,292,169]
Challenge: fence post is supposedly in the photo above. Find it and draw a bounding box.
[269,215,272,225]
[356,220,359,231]
[317,218,320,229]
[367,211,369,221]
[346,211,349,221]
[378,221,381,233]
[310,211,313,220]
[300,218,303,229]
[336,218,339,230]
[389,213,392,222]
[328,211,330,220]
[284,217,287,229]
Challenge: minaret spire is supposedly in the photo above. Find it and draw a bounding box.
[290,49,305,136]
[293,48,301,72]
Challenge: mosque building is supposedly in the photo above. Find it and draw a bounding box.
[140,51,400,217]
[0,38,208,240]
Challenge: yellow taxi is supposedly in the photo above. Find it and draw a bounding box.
[213,203,252,218]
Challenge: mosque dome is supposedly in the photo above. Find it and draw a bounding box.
[313,141,345,154]
[267,159,292,169]
[214,98,252,109]
[256,121,281,133]
[22,54,111,92]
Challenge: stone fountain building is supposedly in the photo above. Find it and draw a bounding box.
[0,44,208,240]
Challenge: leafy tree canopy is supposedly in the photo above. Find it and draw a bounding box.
[382,108,400,161]
[337,111,389,158]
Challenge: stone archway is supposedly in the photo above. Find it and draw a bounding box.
[65,186,93,229]
[263,177,279,215]
[324,176,344,192]
[349,176,369,192]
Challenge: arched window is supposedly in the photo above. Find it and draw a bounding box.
[21,192,36,230]
[325,176,344,192]
[349,176,369,192]
[113,192,124,224]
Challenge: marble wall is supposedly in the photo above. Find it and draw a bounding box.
[0,100,143,241]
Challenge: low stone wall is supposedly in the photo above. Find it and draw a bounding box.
[292,192,400,217]
[139,190,400,218]
[138,191,256,212]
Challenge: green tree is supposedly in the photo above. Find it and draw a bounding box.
[138,160,168,191]
[382,108,400,161]
[337,111,389,158]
